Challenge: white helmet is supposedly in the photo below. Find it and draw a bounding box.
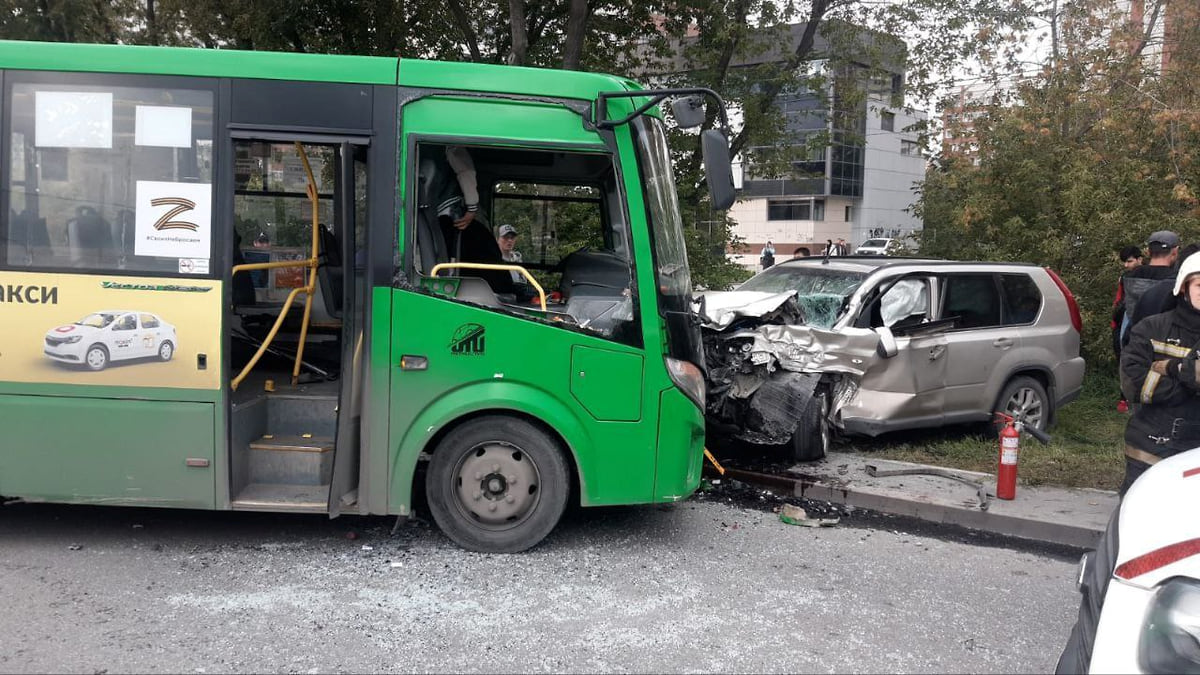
[1173,253,1200,296]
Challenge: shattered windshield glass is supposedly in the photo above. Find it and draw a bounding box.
[737,266,865,328]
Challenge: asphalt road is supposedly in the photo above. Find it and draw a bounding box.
[0,496,1080,674]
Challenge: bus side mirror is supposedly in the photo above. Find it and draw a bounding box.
[671,96,706,129]
[702,129,735,211]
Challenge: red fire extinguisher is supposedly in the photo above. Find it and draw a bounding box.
[996,412,1020,500]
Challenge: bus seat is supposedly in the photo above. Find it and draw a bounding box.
[66,206,115,267]
[453,277,502,308]
[317,224,343,319]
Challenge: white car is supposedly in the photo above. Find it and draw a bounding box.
[1056,447,1200,674]
[855,238,896,256]
[44,310,178,371]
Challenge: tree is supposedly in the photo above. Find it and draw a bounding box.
[915,0,1200,362]
[647,0,1035,289]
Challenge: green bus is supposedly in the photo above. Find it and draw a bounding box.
[0,40,735,552]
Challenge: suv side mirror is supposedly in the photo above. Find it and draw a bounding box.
[702,129,735,210]
[876,326,898,358]
[671,95,706,129]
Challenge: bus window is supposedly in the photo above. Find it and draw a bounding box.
[3,79,214,274]
[412,143,639,347]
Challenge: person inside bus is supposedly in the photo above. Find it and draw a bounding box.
[418,145,515,296]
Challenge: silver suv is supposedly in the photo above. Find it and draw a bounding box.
[700,257,1086,460]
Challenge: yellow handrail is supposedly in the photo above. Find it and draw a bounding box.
[230,141,321,391]
[429,262,548,312]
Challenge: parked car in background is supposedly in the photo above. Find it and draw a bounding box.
[1056,447,1200,675]
[855,238,897,256]
[699,257,1085,460]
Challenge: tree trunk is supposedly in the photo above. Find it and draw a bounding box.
[561,0,588,70]
[447,0,483,61]
[146,0,158,45]
[508,0,529,65]
[730,0,829,158]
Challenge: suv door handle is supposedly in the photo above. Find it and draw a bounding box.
[993,337,1015,349]
[929,344,946,360]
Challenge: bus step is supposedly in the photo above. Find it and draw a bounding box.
[231,482,329,511]
[248,435,334,486]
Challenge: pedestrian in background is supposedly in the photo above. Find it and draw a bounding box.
[760,240,776,269]
[1111,245,1145,412]
[1118,231,1179,347]
[1118,252,1200,495]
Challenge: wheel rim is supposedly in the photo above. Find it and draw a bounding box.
[86,348,106,369]
[1005,386,1045,429]
[160,342,173,360]
[452,442,541,530]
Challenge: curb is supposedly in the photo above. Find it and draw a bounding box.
[739,453,1121,550]
[791,478,1108,549]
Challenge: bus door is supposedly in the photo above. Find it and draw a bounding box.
[0,72,222,509]
[223,134,368,514]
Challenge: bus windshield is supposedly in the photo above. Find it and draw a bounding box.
[631,115,703,367]
[632,117,691,299]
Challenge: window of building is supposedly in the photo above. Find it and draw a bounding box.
[767,199,825,221]
[4,79,215,274]
[845,205,853,222]
[901,139,920,156]
[880,111,895,132]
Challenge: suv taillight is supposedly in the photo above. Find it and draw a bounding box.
[1044,267,1082,333]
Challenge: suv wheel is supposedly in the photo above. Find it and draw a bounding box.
[994,376,1050,432]
[791,390,830,462]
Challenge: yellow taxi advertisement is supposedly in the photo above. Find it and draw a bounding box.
[0,271,221,389]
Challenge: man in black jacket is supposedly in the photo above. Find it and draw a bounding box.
[1117,230,1179,345]
[1119,253,1200,495]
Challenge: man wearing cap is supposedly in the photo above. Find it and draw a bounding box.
[496,224,530,296]
[1118,231,1180,347]
[1118,251,1200,495]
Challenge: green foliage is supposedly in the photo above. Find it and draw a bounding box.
[915,0,1200,364]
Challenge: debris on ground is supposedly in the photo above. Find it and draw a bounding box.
[67,543,83,551]
[779,503,839,527]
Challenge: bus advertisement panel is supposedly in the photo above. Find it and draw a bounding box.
[0,271,221,389]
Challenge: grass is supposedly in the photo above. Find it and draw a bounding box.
[843,370,1126,491]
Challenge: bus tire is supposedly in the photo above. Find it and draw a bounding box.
[85,344,109,371]
[426,415,569,553]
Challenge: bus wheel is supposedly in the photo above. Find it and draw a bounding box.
[426,416,569,553]
[85,345,109,371]
[158,340,175,362]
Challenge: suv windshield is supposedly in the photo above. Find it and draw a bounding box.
[738,265,866,328]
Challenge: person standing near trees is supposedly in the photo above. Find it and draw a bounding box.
[1111,245,1145,412]
[1118,252,1200,495]
[1118,231,1179,346]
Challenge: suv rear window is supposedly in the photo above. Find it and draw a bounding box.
[942,274,1001,329]
[1000,273,1042,325]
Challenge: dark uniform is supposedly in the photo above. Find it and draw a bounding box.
[1119,295,1200,494]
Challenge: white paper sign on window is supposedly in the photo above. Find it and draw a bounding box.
[134,181,212,259]
[135,105,193,148]
[35,91,113,148]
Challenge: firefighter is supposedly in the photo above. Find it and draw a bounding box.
[1118,252,1200,495]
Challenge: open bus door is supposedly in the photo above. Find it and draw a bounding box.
[224,133,367,515]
